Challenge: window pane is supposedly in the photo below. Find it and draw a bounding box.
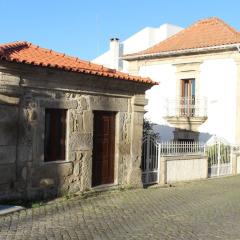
[181,79,195,98]
[191,79,195,97]
[44,109,67,162]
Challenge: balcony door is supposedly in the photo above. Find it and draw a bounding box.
[181,79,195,116]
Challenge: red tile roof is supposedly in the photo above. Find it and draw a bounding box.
[125,17,240,58]
[0,41,156,85]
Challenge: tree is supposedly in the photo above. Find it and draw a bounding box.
[143,118,159,139]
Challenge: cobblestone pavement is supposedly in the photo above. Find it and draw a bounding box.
[1,176,240,240]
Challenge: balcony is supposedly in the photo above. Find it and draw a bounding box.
[164,97,208,131]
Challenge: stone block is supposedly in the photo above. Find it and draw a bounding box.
[39,178,55,187]
[30,162,73,188]
[40,99,78,109]
[119,143,131,155]
[90,95,128,112]
[55,163,73,177]
[40,162,73,178]
[128,168,143,188]
[0,105,18,145]
[0,146,16,164]
[69,133,93,151]
[0,164,15,184]
[21,166,27,181]
[69,112,84,133]
[0,94,20,105]
[0,72,20,86]
[17,145,32,162]
[80,151,92,191]
[77,97,88,110]
[83,111,93,133]
[131,95,147,113]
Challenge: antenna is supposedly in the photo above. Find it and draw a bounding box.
[96,14,100,54]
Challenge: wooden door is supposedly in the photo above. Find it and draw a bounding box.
[92,111,116,187]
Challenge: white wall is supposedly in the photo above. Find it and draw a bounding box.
[138,64,176,141]
[92,24,183,72]
[199,59,237,144]
[93,50,111,68]
[122,24,182,55]
[139,58,238,144]
[166,156,208,183]
[237,156,240,174]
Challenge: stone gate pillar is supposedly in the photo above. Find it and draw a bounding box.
[128,94,147,187]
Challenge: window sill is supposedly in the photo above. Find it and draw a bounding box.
[42,160,70,165]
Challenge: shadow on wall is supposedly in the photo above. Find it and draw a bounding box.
[152,124,174,142]
[151,124,213,143]
[199,132,213,143]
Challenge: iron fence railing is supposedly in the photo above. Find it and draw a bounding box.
[159,141,205,156]
[142,134,240,184]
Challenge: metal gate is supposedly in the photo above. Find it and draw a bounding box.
[207,141,232,177]
[141,135,160,185]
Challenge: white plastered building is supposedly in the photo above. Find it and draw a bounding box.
[93,18,240,144]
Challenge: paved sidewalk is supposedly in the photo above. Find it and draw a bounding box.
[1,176,240,240]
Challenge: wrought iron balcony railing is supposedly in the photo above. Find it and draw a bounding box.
[165,97,207,118]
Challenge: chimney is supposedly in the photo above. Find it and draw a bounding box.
[109,38,120,70]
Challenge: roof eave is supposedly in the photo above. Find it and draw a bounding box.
[0,57,157,86]
[122,43,240,61]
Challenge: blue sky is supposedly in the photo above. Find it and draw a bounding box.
[0,0,239,60]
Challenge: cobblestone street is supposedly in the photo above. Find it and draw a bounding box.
[1,176,240,240]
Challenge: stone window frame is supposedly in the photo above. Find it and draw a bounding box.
[171,61,204,142]
[174,62,202,101]
[35,99,78,166]
[44,108,68,163]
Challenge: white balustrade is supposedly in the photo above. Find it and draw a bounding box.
[165,97,207,117]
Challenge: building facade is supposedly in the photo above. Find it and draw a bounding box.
[123,17,240,144]
[0,41,155,200]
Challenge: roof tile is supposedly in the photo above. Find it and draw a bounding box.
[127,17,240,57]
[0,41,156,85]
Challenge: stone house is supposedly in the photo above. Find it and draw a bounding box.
[0,41,155,200]
[123,17,240,144]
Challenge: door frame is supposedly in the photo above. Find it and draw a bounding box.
[91,110,118,188]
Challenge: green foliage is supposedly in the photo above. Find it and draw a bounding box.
[206,143,231,165]
[31,201,44,208]
[63,193,75,200]
[143,118,159,139]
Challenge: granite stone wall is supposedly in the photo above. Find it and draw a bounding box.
[0,104,18,199]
